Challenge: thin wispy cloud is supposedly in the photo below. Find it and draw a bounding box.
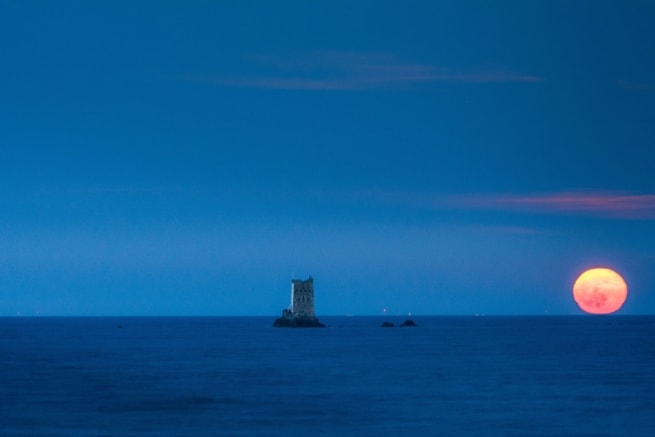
[452,192,655,219]
[467,224,543,236]
[355,190,655,219]
[211,51,542,90]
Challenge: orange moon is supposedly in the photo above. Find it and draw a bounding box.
[572,268,628,314]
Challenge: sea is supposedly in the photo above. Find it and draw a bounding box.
[1,316,654,436]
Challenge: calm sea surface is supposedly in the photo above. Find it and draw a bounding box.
[1,316,654,436]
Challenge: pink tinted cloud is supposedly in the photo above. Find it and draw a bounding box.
[451,192,655,219]
[354,190,655,219]
[212,51,542,90]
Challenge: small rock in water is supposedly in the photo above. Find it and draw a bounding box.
[400,319,417,327]
[273,316,326,328]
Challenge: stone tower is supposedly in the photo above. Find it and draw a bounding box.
[273,276,325,327]
[290,277,315,319]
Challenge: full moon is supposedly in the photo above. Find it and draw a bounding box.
[572,268,628,314]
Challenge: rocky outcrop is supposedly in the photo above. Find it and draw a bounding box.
[400,319,417,327]
[273,312,326,328]
[382,319,417,327]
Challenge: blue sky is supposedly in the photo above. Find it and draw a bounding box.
[1,1,654,315]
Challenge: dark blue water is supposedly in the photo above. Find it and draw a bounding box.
[1,316,654,436]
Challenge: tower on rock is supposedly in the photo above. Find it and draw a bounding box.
[273,276,325,327]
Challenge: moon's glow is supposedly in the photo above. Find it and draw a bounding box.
[572,268,628,314]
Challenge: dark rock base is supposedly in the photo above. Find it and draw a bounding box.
[381,319,417,327]
[273,317,326,328]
